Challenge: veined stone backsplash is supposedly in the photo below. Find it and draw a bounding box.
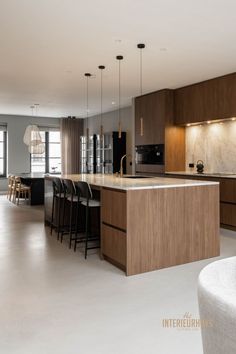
[186,120,236,173]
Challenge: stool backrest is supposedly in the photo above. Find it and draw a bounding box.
[62,178,76,196]
[74,181,93,201]
[52,177,63,195]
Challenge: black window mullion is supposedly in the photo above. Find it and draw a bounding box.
[45,131,49,173]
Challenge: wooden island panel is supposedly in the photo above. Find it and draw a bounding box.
[101,188,127,231]
[126,185,219,275]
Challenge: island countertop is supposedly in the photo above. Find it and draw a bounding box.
[47,173,219,191]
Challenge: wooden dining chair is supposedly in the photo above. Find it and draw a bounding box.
[7,175,15,201]
[13,177,31,205]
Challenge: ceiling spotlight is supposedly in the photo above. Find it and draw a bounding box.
[231,117,236,121]
[207,121,211,124]
[187,124,191,127]
[112,101,116,105]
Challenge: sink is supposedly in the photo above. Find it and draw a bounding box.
[123,175,152,179]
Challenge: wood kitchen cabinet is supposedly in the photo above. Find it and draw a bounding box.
[166,173,236,230]
[135,89,169,145]
[135,89,186,173]
[174,73,236,125]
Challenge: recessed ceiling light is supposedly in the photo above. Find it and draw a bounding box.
[112,101,116,105]
[231,117,236,121]
[187,124,191,127]
[207,121,211,124]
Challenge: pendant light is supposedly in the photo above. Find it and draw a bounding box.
[116,55,123,139]
[84,73,92,141]
[137,43,145,136]
[98,65,105,138]
[23,105,42,147]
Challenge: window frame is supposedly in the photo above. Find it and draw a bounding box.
[30,130,61,174]
[0,131,7,178]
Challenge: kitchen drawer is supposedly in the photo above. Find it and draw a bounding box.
[101,188,127,230]
[102,224,126,267]
[220,179,236,203]
[220,202,236,227]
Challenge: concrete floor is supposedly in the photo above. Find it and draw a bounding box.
[1,196,236,354]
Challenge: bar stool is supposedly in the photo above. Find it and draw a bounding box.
[60,179,80,248]
[50,178,64,240]
[74,181,100,259]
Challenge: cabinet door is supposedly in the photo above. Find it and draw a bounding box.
[220,179,236,203]
[102,224,126,267]
[174,73,236,125]
[135,90,167,145]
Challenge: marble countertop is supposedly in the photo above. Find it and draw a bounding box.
[47,173,219,191]
[166,171,236,179]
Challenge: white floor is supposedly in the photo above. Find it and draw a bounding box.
[0,196,236,354]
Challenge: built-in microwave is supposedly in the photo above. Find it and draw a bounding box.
[135,144,165,165]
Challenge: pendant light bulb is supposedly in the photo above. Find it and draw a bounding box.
[116,55,123,139]
[137,43,145,137]
[84,73,92,141]
[98,65,105,139]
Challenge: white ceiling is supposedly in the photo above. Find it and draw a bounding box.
[0,0,236,118]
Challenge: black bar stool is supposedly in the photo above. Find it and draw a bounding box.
[50,178,65,240]
[74,181,100,258]
[60,179,80,248]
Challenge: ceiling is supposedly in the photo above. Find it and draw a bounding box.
[0,0,236,118]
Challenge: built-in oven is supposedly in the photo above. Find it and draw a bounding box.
[135,144,165,165]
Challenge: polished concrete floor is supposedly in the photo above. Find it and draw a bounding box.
[1,196,236,354]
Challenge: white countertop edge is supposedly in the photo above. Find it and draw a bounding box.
[94,181,219,191]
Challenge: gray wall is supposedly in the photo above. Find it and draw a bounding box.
[86,106,134,174]
[0,114,60,191]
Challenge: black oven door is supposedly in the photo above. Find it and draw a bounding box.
[135,144,164,165]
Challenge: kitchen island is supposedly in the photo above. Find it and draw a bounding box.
[45,174,220,276]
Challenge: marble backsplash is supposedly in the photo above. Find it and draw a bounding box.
[186,120,236,173]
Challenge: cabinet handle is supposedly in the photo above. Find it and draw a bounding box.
[140,117,143,136]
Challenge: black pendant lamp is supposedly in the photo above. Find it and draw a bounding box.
[116,55,123,139]
[98,65,105,138]
[137,43,145,136]
[84,72,92,140]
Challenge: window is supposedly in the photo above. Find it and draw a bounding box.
[31,130,61,174]
[0,126,7,177]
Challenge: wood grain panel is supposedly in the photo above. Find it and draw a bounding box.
[165,126,186,171]
[174,73,236,125]
[220,178,236,203]
[126,185,219,275]
[101,188,127,230]
[135,89,169,145]
[101,224,126,267]
[220,203,236,227]
[135,164,165,174]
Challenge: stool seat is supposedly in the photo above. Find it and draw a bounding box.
[81,199,100,207]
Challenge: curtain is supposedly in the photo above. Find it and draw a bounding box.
[60,118,84,174]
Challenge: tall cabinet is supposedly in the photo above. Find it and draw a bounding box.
[135,89,185,174]
[80,132,126,174]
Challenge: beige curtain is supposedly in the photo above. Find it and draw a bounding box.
[60,118,84,174]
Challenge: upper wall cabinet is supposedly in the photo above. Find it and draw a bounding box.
[135,89,171,145]
[174,73,236,125]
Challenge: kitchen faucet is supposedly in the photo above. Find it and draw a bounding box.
[119,154,132,177]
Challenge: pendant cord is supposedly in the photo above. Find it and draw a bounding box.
[118,59,121,124]
[140,49,142,96]
[101,69,103,129]
[86,76,89,132]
